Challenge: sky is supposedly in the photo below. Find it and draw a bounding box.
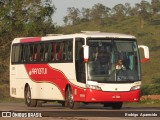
[52,0,151,26]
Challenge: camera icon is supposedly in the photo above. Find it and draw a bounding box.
[2,112,12,117]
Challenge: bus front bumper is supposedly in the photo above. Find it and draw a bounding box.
[85,89,140,103]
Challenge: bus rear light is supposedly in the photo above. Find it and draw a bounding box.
[86,84,102,90]
[130,85,140,91]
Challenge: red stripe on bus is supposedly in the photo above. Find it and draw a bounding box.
[24,64,87,101]
[20,37,41,43]
[24,64,68,97]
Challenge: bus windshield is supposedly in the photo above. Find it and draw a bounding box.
[87,38,140,83]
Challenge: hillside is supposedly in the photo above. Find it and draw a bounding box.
[0,15,160,101]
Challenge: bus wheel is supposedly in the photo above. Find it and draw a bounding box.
[112,102,123,109]
[36,101,42,107]
[58,101,65,107]
[25,86,37,107]
[61,102,65,107]
[65,87,79,109]
[103,102,112,107]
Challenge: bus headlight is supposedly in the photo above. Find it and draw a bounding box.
[130,85,141,91]
[86,84,102,90]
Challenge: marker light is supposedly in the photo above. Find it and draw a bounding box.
[86,84,102,90]
[130,85,141,91]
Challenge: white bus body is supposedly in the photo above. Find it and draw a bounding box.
[10,32,149,109]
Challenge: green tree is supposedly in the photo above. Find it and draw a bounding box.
[111,4,126,20]
[0,0,56,42]
[129,6,139,17]
[64,7,80,25]
[135,0,151,28]
[90,3,110,20]
[81,8,91,21]
[63,16,69,26]
[124,3,132,16]
[151,0,160,15]
[0,0,56,79]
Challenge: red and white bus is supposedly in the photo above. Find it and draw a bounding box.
[10,31,149,109]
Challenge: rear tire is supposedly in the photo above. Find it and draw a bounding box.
[61,102,65,107]
[36,101,42,107]
[65,87,79,109]
[25,86,37,107]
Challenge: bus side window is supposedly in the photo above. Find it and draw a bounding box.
[65,41,69,60]
[40,43,45,61]
[68,41,73,61]
[21,44,27,63]
[11,44,22,63]
[29,44,34,62]
[63,41,67,60]
[11,45,16,63]
[44,43,49,62]
[22,44,26,62]
[75,38,85,83]
[19,44,24,62]
[33,44,38,61]
[36,43,41,62]
[60,42,64,61]
[51,42,56,62]
[56,42,61,61]
[14,45,21,63]
[48,42,52,62]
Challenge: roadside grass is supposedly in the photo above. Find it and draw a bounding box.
[0,97,24,103]
[124,99,160,107]
[0,83,24,103]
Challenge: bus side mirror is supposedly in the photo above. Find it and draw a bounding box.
[83,45,89,63]
[138,45,149,63]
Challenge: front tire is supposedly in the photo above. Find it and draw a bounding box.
[65,87,79,109]
[103,102,112,107]
[25,86,37,107]
[112,102,123,109]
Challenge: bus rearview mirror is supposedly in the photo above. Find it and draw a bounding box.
[83,45,89,63]
[138,45,149,63]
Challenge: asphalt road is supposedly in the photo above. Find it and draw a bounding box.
[0,103,159,120]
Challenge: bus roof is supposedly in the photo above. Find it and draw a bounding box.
[75,32,136,39]
[12,32,136,43]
